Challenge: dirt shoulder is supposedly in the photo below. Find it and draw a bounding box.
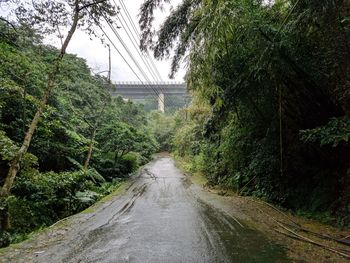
[174,158,350,263]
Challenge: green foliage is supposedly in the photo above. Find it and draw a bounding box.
[0,230,10,248]
[4,165,123,242]
[147,0,350,226]
[94,152,152,183]
[0,131,18,161]
[147,111,175,151]
[173,123,197,156]
[0,20,158,247]
[300,116,350,147]
[95,111,157,181]
[9,170,97,231]
[3,168,123,244]
[121,152,141,173]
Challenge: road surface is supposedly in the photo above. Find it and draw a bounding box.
[1,156,290,262]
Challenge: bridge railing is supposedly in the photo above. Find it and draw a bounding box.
[114,81,185,85]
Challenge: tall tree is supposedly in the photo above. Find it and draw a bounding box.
[66,77,111,169]
[140,0,350,224]
[0,0,117,230]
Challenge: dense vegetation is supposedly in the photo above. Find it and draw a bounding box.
[1,0,349,250]
[140,0,350,226]
[0,20,158,247]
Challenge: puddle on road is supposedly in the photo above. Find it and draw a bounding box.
[197,198,290,263]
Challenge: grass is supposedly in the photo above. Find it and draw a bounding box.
[191,172,208,186]
[172,155,208,186]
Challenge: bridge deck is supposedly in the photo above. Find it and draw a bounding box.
[111,82,187,99]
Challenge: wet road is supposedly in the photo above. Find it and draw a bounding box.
[5,156,290,263]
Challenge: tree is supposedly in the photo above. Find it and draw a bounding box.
[0,0,117,230]
[99,121,138,160]
[65,76,111,169]
[140,0,350,225]
[147,110,176,151]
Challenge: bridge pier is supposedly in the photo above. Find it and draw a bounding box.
[158,93,165,113]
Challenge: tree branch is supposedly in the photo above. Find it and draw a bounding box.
[0,17,17,31]
[78,0,107,12]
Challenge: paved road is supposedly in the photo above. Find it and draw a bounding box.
[2,156,290,263]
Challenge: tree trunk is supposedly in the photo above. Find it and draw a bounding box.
[0,87,51,198]
[0,6,80,230]
[83,100,109,170]
[84,128,97,170]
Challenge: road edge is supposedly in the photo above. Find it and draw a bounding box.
[173,155,350,263]
[0,159,150,257]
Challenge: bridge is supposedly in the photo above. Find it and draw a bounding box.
[111,81,188,112]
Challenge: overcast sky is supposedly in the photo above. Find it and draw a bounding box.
[43,0,185,83]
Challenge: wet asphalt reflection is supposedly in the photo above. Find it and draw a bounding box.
[27,157,290,263]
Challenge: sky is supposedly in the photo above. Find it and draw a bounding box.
[44,0,186,83]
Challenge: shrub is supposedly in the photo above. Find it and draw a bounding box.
[8,169,103,233]
[93,152,141,181]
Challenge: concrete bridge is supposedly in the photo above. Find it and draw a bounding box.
[111,81,187,112]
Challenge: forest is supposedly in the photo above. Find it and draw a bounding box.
[139,0,350,227]
[0,2,158,246]
[0,0,349,252]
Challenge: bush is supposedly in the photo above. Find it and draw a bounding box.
[93,152,141,181]
[0,231,10,248]
[8,169,103,233]
[122,152,141,172]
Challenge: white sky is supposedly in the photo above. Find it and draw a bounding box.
[44,0,186,82]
